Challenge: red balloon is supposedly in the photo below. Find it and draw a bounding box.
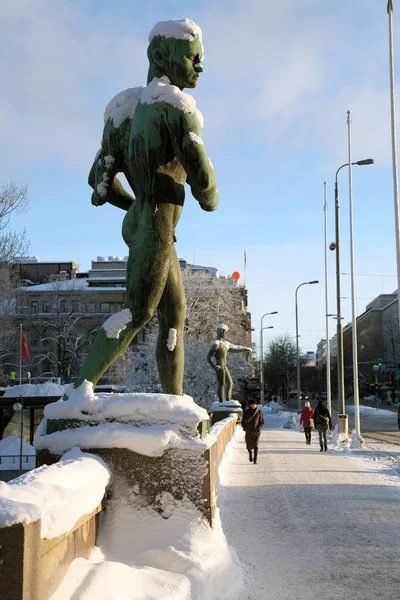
[232,271,240,281]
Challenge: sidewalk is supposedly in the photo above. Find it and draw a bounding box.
[219,428,400,600]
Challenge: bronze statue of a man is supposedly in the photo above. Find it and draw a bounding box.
[207,324,252,403]
[75,19,218,395]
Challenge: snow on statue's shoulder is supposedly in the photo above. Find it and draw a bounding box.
[104,86,144,128]
[141,77,204,127]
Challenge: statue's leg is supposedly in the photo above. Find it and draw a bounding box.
[156,245,185,395]
[75,235,171,389]
[217,369,225,402]
[225,368,233,401]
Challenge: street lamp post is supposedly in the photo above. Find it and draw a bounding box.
[387,0,400,328]
[260,311,278,405]
[295,280,319,412]
[323,181,332,415]
[333,156,374,440]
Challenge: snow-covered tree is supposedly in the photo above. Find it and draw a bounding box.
[22,276,100,379]
[120,270,252,407]
[183,268,251,345]
[0,181,29,263]
[0,265,18,376]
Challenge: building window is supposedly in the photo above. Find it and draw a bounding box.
[100,302,110,313]
[43,301,51,313]
[86,302,96,313]
[110,303,122,313]
[31,301,39,314]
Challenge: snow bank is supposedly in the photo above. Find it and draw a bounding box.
[52,495,242,600]
[345,404,394,416]
[51,559,190,600]
[0,448,110,538]
[0,436,36,471]
[3,382,65,398]
[259,405,298,429]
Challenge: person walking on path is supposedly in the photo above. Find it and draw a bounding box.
[313,399,332,452]
[300,401,314,445]
[242,400,264,464]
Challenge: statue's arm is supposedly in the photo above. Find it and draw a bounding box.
[167,108,218,212]
[227,342,252,355]
[89,162,134,211]
[88,120,135,212]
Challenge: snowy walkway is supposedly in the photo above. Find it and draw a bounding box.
[219,428,400,600]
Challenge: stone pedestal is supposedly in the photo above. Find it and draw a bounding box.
[35,384,213,521]
[209,399,243,426]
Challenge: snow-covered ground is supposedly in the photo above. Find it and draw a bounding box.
[52,496,242,600]
[3,382,65,397]
[3,401,400,599]
[0,435,36,471]
[219,423,400,600]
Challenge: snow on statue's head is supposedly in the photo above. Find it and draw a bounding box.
[216,324,229,339]
[147,19,204,90]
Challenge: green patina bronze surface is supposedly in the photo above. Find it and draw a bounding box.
[207,324,252,402]
[75,20,218,395]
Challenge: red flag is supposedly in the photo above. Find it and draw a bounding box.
[21,330,30,360]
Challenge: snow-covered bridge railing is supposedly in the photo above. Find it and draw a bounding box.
[203,415,237,528]
[0,449,109,600]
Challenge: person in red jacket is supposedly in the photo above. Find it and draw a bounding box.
[300,401,314,445]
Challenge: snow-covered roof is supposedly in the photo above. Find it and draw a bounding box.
[19,279,89,292]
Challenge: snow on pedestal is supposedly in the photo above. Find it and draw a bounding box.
[209,399,243,426]
[210,399,241,412]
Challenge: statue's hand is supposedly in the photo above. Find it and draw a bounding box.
[215,365,222,372]
[91,192,107,207]
[199,198,218,212]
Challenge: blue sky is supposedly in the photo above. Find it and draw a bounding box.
[1,0,400,356]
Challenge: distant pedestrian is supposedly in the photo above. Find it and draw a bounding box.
[242,400,264,464]
[313,399,332,452]
[9,369,16,387]
[300,401,314,445]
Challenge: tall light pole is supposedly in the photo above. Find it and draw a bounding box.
[295,280,319,412]
[347,111,374,442]
[323,182,332,415]
[260,311,278,405]
[387,0,400,327]
[333,156,374,440]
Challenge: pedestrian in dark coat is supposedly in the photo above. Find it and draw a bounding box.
[242,400,264,464]
[300,401,314,445]
[313,400,332,452]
